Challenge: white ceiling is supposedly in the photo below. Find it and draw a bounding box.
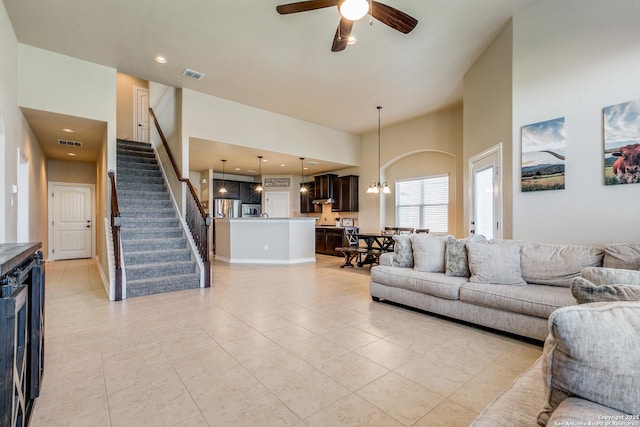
[4,0,540,173]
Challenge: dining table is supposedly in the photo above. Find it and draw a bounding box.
[355,232,395,267]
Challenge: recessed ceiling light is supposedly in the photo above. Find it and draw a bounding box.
[304,167,309,170]
[154,56,167,64]
[234,167,241,171]
[62,128,74,133]
[247,169,256,173]
[347,36,357,45]
[67,152,77,157]
[280,164,285,167]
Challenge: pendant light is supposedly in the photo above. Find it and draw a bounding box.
[255,156,264,193]
[299,157,308,193]
[219,159,228,195]
[367,106,391,194]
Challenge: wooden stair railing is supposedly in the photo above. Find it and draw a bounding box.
[108,170,123,301]
[148,107,211,288]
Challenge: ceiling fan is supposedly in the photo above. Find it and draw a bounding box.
[276,0,418,52]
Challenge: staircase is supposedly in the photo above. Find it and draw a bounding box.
[116,139,200,298]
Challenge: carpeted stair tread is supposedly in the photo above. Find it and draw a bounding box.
[125,261,196,281]
[120,227,185,240]
[124,249,192,265]
[126,274,201,298]
[121,238,188,252]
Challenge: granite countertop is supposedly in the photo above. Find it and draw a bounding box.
[0,243,42,277]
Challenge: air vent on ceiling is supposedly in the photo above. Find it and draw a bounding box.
[58,139,83,147]
[183,68,205,80]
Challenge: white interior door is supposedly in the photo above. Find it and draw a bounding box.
[469,144,502,240]
[50,184,94,260]
[134,86,149,142]
[264,191,290,218]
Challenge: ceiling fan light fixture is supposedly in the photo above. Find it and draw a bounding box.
[339,0,369,21]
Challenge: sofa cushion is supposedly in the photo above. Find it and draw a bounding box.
[471,358,545,427]
[411,233,450,273]
[571,277,640,304]
[538,302,640,426]
[460,282,575,319]
[445,235,488,277]
[581,266,640,286]
[467,240,526,285]
[546,397,631,426]
[392,235,413,268]
[371,266,466,300]
[603,244,640,270]
[520,242,603,287]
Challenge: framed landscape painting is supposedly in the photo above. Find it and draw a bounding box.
[521,117,566,192]
[603,98,640,185]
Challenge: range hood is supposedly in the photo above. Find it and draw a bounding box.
[313,198,334,204]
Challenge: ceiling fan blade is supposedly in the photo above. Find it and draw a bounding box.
[276,0,338,15]
[331,17,353,52]
[371,1,418,34]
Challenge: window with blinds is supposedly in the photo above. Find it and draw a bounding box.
[396,175,449,233]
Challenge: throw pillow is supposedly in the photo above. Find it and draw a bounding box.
[392,235,413,268]
[466,240,526,285]
[603,244,640,270]
[538,303,640,426]
[445,235,487,277]
[571,276,640,304]
[411,233,450,273]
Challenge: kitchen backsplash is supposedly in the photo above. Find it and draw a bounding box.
[302,203,358,227]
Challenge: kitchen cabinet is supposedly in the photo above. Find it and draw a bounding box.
[315,227,345,256]
[314,174,337,200]
[300,181,319,214]
[332,175,359,212]
[240,182,262,204]
[213,179,240,199]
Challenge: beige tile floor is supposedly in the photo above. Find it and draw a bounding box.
[30,255,542,426]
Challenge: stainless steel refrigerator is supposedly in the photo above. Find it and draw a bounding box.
[213,199,241,218]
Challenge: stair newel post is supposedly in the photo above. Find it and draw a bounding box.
[108,170,123,301]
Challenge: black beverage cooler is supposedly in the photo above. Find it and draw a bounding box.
[0,243,45,427]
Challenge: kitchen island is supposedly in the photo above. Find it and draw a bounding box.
[214,218,316,264]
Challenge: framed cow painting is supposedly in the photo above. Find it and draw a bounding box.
[604,99,640,185]
[521,117,566,192]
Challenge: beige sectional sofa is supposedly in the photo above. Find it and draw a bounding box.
[369,235,640,425]
[370,234,607,341]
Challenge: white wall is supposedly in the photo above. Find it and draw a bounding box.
[358,106,463,235]
[17,43,117,285]
[463,21,513,238]
[0,6,48,246]
[512,0,640,245]
[181,89,360,167]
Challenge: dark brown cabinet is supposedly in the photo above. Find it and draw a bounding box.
[315,227,345,256]
[300,181,319,214]
[332,175,359,212]
[213,179,261,204]
[213,179,240,199]
[314,174,337,200]
[240,182,262,204]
